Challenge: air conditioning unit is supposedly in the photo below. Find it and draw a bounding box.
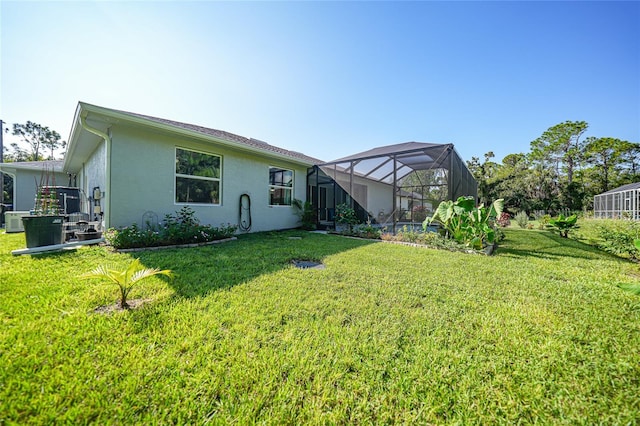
[4,211,30,233]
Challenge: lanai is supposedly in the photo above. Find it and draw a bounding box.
[307,142,477,232]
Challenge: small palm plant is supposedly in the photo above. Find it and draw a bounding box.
[82,258,173,309]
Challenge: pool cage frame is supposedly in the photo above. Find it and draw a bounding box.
[307,142,477,233]
[593,182,640,220]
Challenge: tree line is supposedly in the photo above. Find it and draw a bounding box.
[2,121,66,162]
[467,121,639,215]
[1,120,67,206]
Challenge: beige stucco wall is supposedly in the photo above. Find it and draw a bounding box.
[104,124,305,231]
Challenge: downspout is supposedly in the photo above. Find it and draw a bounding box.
[79,116,111,229]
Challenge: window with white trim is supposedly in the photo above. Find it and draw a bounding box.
[175,147,221,205]
[269,166,293,206]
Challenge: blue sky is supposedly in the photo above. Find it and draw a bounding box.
[1,1,638,164]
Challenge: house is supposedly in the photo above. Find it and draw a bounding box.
[0,160,69,212]
[593,182,640,220]
[1,102,477,234]
[60,102,324,232]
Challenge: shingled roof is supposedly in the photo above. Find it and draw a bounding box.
[599,181,640,195]
[107,107,324,165]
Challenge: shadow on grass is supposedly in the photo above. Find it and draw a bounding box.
[497,229,629,262]
[127,230,376,299]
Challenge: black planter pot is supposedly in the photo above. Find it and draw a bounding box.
[76,231,102,241]
[21,215,64,248]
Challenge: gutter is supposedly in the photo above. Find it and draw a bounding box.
[79,115,111,229]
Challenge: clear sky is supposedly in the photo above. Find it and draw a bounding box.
[1,1,638,164]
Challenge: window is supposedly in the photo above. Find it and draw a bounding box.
[175,148,221,204]
[269,166,293,206]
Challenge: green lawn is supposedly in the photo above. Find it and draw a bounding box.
[1,228,639,424]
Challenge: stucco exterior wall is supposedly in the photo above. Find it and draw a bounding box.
[107,124,305,232]
[79,141,107,220]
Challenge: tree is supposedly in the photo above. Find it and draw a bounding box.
[11,121,66,161]
[466,151,499,205]
[584,137,637,193]
[491,153,533,213]
[619,142,640,183]
[530,120,589,185]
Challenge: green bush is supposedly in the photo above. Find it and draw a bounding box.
[352,222,381,239]
[381,225,488,253]
[335,203,359,232]
[292,199,317,230]
[596,222,640,260]
[106,206,237,249]
[547,214,578,238]
[536,213,552,230]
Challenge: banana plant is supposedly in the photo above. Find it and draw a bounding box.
[82,258,173,309]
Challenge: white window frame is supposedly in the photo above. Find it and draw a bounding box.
[175,147,222,206]
[268,166,294,207]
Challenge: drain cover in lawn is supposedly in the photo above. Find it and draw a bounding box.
[292,259,325,270]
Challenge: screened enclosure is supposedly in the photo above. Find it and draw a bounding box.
[307,142,477,231]
[593,182,640,220]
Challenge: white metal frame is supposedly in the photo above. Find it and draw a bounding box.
[594,188,640,220]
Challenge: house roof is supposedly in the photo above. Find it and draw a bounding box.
[0,160,64,174]
[598,182,640,195]
[114,108,324,165]
[63,102,322,172]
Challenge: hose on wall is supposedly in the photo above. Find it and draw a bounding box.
[239,193,252,232]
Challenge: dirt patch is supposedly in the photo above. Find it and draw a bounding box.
[91,298,153,314]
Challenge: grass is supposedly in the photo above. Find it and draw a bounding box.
[1,228,640,424]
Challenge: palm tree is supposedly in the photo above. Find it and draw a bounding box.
[82,258,173,309]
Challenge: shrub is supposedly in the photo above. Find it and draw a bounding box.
[497,212,511,228]
[292,199,317,230]
[352,222,381,239]
[547,214,578,238]
[395,225,422,243]
[514,211,529,228]
[106,206,237,249]
[381,226,487,253]
[596,223,640,260]
[335,203,359,232]
[538,214,551,230]
[105,224,161,249]
[411,205,429,222]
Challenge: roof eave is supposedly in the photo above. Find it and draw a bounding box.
[71,102,317,168]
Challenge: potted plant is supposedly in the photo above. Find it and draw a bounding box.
[21,167,64,248]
